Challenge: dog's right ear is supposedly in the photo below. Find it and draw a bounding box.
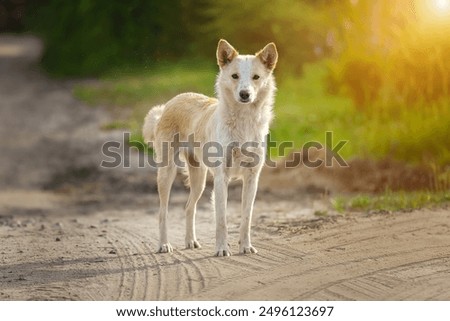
[217,39,238,68]
[256,42,278,71]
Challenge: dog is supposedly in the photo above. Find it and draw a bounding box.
[142,39,278,256]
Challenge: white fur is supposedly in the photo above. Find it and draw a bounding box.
[143,40,278,256]
[142,104,165,144]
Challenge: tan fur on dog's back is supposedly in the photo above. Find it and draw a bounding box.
[158,93,217,142]
[144,93,218,146]
[142,104,165,144]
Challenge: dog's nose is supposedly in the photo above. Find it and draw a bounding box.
[239,91,250,100]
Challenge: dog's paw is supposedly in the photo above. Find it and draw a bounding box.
[239,245,258,254]
[215,249,231,257]
[215,243,231,257]
[185,239,201,249]
[157,243,173,253]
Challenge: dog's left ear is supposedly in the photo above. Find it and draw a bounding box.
[256,43,278,71]
[217,39,238,68]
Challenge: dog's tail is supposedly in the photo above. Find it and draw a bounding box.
[142,105,165,144]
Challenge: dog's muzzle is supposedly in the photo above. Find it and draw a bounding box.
[239,90,250,103]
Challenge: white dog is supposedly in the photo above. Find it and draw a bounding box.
[143,39,278,256]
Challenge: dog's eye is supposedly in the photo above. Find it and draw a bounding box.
[231,74,239,79]
[253,75,260,80]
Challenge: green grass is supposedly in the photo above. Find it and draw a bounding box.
[273,63,450,167]
[272,63,354,158]
[74,60,216,107]
[73,60,216,141]
[332,190,450,213]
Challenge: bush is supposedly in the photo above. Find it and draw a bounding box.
[203,0,331,76]
[324,0,450,172]
[326,0,450,110]
[25,0,207,76]
[25,0,331,77]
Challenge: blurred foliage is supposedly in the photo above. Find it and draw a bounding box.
[200,0,333,75]
[326,0,450,109]
[27,0,450,106]
[0,0,26,32]
[323,0,450,172]
[25,0,330,76]
[25,0,210,75]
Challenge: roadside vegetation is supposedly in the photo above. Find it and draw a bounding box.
[332,190,450,213]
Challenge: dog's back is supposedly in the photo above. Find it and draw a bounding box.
[143,93,217,149]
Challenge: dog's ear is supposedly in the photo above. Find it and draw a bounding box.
[217,39,238,68]
[256,43,278,71]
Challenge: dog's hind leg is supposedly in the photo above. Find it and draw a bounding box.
[185,161,207,249]
[157,162,177,253]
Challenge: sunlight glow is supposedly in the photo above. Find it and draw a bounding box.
[415,0,450,33]
[417,0,450,16]
[427,0,450,16]
[434,0,450,11]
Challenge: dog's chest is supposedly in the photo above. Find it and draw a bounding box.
[222,108,269,143]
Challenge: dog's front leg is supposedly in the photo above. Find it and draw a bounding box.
[239,169,260,254]
[214,170,231,256]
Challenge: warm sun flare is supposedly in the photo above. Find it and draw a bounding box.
[434,0,450,11]
[427,0,450,16]
[415,0,450,30]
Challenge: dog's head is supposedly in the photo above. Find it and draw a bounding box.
[216,39,278,105]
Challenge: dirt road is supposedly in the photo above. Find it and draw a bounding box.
[1,35,449,301]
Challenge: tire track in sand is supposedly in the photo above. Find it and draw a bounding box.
[110,226,162,300]
[105,233,133,300]
[110,223,205,300]
[188,209,450,300]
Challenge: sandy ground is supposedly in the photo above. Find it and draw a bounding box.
[1,35,449,301]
